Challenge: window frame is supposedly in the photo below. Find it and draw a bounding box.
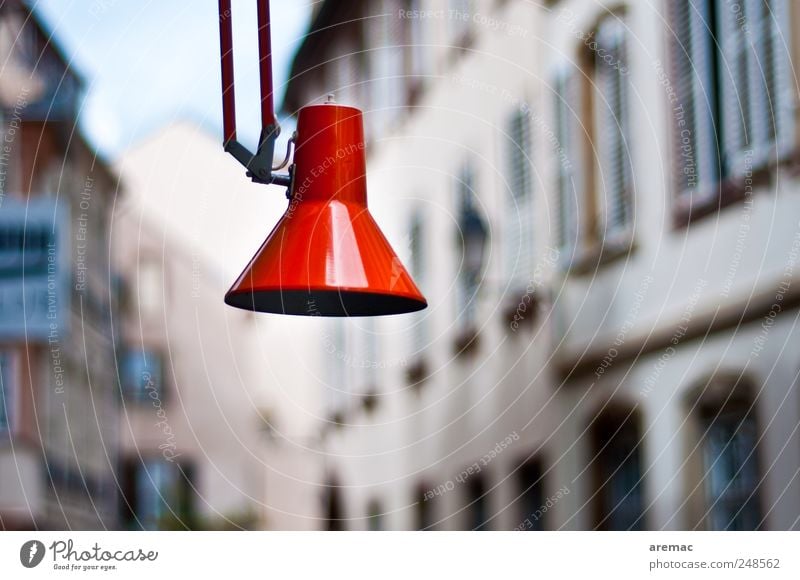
[589,405,647,530]
[504,104,536,285]
[122,348,165,404]
[0,349,18,434]
[552,8,635,273]
[683,375,765,531]
[516,456,547,531]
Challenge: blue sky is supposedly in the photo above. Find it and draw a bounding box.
[31,0,312,160]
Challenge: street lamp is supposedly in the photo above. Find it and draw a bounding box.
[217,0,427,316]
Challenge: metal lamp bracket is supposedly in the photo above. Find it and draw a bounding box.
[218,0,293,194]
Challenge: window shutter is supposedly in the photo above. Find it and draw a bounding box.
[667,0,697,197]
[368,1,405,135]
[410,212,428,354]
[718,0,793,171]
[594,17,632,239]
[407,0,428,79]
[716,0,751,176]
[326,321,351,415]
[746,0,774,161]
[762,0,795,156]
[554,71,583,259]
[387,0,405,115]
[456,163,483,327]
[449,0,474,47]
[335,38,360,108]
[688,0,720,189]
[505,108,534,284]
[362,317,378,385]
[667,1,719,196]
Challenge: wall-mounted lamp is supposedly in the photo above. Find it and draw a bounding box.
[218,0,427,316]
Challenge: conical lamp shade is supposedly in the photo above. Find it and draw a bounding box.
[225,103,428,316]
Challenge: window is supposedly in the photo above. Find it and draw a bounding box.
[361,317,379,392]
[466,474,489,530]
[593,17,633,242]
[409,211,428,356]
[416,483,434,530]
[122,349,163,403]
[404,0,428,103]
[325,321,352,421]
[505,106,535,284]
[137,260,163,317]
[367,499,384,531]
[553,13,633,266]
[517,459,546,530]
[449,0,474,48]
[369,1,406,134]
[554,72,581,257]
[667,0,794,214]
[455,163,487,330]
[700,398,762,530]
[591,408,645,530]
[334,37,360,108]
[121,458,194,530]
[325,476,346,531]
[0,351,16,433]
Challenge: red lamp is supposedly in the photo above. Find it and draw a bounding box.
[218,0,426,316]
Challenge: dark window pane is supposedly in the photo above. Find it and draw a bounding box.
[592,411,645,530]
[518,460,545,530]
[703,408,761,530]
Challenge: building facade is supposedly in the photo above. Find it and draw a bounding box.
[282,0,800,530]
[113,123,286,530]
[0,0,121,530]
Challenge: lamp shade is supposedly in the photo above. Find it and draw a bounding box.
[224,103,428,316]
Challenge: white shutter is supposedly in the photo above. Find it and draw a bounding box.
[368,2,400,135]
[746,0,773,162]
[410,212,428,354]
[716,0,750,176]
[554,71,583,259]
[762,0,795,156]
[718,0,793,171]
[386,0,405,122]
[595,17,632,239]
[667,0,697,197]
[326,321,350,415]
[668,1,719,195]
[407,0,428,79]
[505,108,534,284]
[335,37,359,107]
[449,0,474,47]
[362,317,378,386]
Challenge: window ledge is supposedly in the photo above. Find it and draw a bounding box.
[562,235,635,276]
[452,326,481,359]
[501,289,540,332]
[406,358,430,390]
[672,146,797,229]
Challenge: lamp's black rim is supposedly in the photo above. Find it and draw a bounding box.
[224,288,427,317]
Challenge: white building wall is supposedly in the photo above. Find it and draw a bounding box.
[285,0,800,530]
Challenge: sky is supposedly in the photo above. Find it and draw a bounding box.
[31,0,313,160]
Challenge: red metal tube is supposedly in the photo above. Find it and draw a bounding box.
[218,0,236,144]
[257,0,276,129]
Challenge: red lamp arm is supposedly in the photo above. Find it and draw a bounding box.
[219,0,237,144]
[218,0,290,187]
[256,0,276,130]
